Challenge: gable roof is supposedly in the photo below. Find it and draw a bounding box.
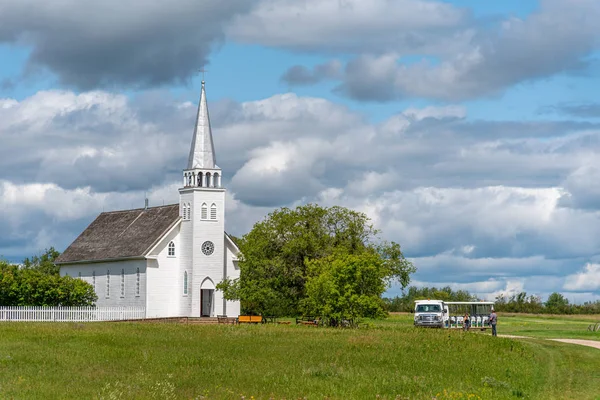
[56,204,181,265]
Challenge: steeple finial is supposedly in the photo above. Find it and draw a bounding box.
[199,67,208,84]
[187,78,217,170]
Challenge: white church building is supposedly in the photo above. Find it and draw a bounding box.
[56,81,241,318]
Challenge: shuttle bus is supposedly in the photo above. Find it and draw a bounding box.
[414,300,495,329]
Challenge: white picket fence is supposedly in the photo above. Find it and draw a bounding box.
[0,306,146,322]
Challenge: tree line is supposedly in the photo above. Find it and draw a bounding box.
[383,287,600,315]
[382,286,477,312]
[493,291,600,315]
[0,247,97,307]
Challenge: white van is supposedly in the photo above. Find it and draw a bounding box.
[413,300,448,328]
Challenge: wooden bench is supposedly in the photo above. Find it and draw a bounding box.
[295,316,319,326]
[238,315,263,324]
[217,315,238,324]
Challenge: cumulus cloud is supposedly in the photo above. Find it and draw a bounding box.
[280,0,600,101]
[0,0,252,90]
[0,90,192,192]
[280,60,342,86]
[227,0,471,55]
[564,263,600,291]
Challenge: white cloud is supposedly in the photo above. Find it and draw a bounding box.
[227,0,470,55]
[564,263,600,291]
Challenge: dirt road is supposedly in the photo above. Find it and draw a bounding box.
[548,338,600,350]
[498,334,600,350]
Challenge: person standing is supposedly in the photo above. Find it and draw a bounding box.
[463,312,471,331]
[489,309,498,336]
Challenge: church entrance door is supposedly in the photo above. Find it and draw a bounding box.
[200,277,216,317]
[201,289,214,317]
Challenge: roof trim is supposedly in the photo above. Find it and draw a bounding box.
[225,232,241,253]
[56,256,146,266]
[143,218,182,256]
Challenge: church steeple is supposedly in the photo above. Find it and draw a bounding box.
[182,80,222,189]
[187,80,217,170]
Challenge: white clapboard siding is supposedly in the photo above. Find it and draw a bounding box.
[0,306,146,322]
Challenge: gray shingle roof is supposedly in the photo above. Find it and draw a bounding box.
[56,204,180,264]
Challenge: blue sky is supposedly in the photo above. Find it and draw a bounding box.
[1,0,600,302]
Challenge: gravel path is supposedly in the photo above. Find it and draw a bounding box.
[497,335,600,350]
[548,339,600,350]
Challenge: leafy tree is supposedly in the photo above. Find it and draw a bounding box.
[545,292,569,313]
[0,258,97,306]
[22,247,61,275]
[302,251,392,325]
[218,204,415,317]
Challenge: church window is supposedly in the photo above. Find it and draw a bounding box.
[201,203,208,220]
[213,173,220,188]
[210,203,217,220]
[136,268,140,296]
[205,173,211,187]
[121,269,125,297]
[198,172,203,187]
[168,241,175,257]
[202,240,215,256]
[183,271,188,295]
[106,270,110,298]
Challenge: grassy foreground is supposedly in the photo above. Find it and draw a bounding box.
[0,316,598,399]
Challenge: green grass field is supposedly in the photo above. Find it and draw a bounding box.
[495,313,600,340]
[0,314,599,399]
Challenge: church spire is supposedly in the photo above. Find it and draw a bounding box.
[187,80,217,170]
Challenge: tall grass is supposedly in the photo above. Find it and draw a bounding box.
[0,322,546,399]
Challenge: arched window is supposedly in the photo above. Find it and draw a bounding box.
[121,269,125,297]
[201,203,208,220]
[198,172,203,187]
[168,241,175,257]
[210,203,217,220]
[106,270,110,298]
[205,172,211,187]
[186,203,192,220]
[213,173,220,188]
[136,268,140,296]
[183,271,188,295]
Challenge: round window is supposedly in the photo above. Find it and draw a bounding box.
[201,241,215,256]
